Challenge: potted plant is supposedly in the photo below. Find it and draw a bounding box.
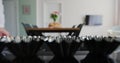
[49,11,61,28]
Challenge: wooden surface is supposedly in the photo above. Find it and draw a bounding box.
[26,28,80,32]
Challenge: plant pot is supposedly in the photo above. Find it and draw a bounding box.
[48,22,61,28]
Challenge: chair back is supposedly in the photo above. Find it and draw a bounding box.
[21,22,32,35]
[21,23,32,28]
[67,25,76,36]
[32,25,38,28]
[73,24,83,37]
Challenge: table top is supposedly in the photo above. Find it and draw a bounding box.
[26,28,80,32]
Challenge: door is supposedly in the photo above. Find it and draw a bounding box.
[3,0,19,36]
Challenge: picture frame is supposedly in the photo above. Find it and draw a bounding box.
[85,15,102,26]
[22,5,30,15]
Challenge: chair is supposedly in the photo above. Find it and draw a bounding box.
[46,38,82,63]
[21,22,32,28]
[21,23,32,35]
[74,24,83,37]
[7,37,45,63]
[22,23,44,36]
[32,25,44,36]
[67,25,76,36]
[81,37,120,63]
[32,25,38,28]
[70,24,83,37]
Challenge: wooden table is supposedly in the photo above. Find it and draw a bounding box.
[26,28,80,32]
[26,28,80,36]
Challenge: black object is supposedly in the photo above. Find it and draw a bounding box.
[73,24,83,37]
[85,15,89,25]
[31,24,44,36]
[7,39,44,63]
[32,25,38,28]
[0,42,11,63]
[21,22,43,36]
[67,24,83,37]
[81,38,120,63]
[21,22,33,35]
[67,25,76,36]
[46,39,81,63]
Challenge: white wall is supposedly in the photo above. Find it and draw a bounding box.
[117,0,120,25]
[37,0,116,36]
[4,0,19,36]
[36,0,44,27]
